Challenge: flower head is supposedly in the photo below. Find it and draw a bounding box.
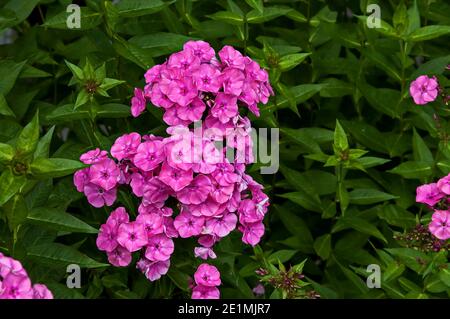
[410,75,439,105]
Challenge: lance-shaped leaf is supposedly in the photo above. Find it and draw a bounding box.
[27,207,97,234]
[15,111,40,158]
[30,158,86,179]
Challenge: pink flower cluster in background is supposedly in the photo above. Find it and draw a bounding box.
[0,253,53,299]
[416,177,450,240]
[74,41,273,299]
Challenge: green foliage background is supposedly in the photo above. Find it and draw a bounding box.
[0,0,449,298]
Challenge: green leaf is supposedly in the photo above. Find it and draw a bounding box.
[246,6,291,24]
[334,120,348,152]
[274,204,313,252]
[0,170,26,207]
[0,94,15,117]
[386,248,429,274]
[65,60,84,81]
[99,78,125,91]
[388,161,432,179]
[46,104,90,123]
[439,267,450,287]
[0,142,14,164]
[16,111,40,158]
[355,15,399,39]
[45,282,85,299]
[208,11,244,25]
[313,234,331,260]
[115,0,171,17]
[4,0,40,23]
[365,50,402,83]
[43,7,102,30]
[412,129,433,165]
[112,36,154,70]
[320,78,353,98]
[279,166,322,199]
[268,249,297,263]
[407,0,420,34]
[407,25,450,42]
[30,158,85,179]
[280,128,322,154]
[4,194,28,231]
[33,126,55,160]
[359,84,401,119]
[333,216,387,243]
[93,103,131,119]
[348,189,397,205]
[377,205,416,229]
[129,32,197,58]
[278,192,322,213]
[74,90,90,109]
[245,0,263,13]
[27,207,97,234]
[0,60,26,95]
[278,53,310,72]
[27,243,108,268]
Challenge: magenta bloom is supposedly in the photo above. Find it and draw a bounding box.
[107,207,130,226]
[107,246,132,267]
[437,174,450,195]
[136,213,164,237]
[117,222,148,252]
[205,213,237,237]
[184,40,215,63]
[174,211,205,238]
[177,97,206,122]
[194,263,221,287]
[131,88,147,117]
[211,93,238,123]
[166,79,198,107]
[194,247,216,260]
[136,258,170,281]
[142,177,172,205]
[240,222,265,246]
[158,162,193,192]
[145,234,174,261]
[238,199,264,223]
[410,75,439,105]
[89,159,120,191]
[32,284,53,299]
[0,274,33,299]
[80,148,108,164]
[84,183,116,208]
[193,64,221,93]
[218,45,246,70]
[177,175,212,205]
[191,285,220,299]
[133,140,164,171]
[429,210,450,240]
[416,183,444,206]
[96,223,118,252]
[73,168,90,192]
[110,132,141,161]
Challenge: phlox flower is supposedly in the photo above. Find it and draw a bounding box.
[174,211,205,238]
[145,234,174,261]
[194,263,221,287]
[429,210,450,240]
[136,258,170,281]
[110,132,141,161]
[410,75,439,105]
[117,222,148,252]
[89,159,120,191]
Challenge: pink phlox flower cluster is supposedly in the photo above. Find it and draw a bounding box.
[74,41,273,299]
[416,176,450,240]
[0,253,53,299]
